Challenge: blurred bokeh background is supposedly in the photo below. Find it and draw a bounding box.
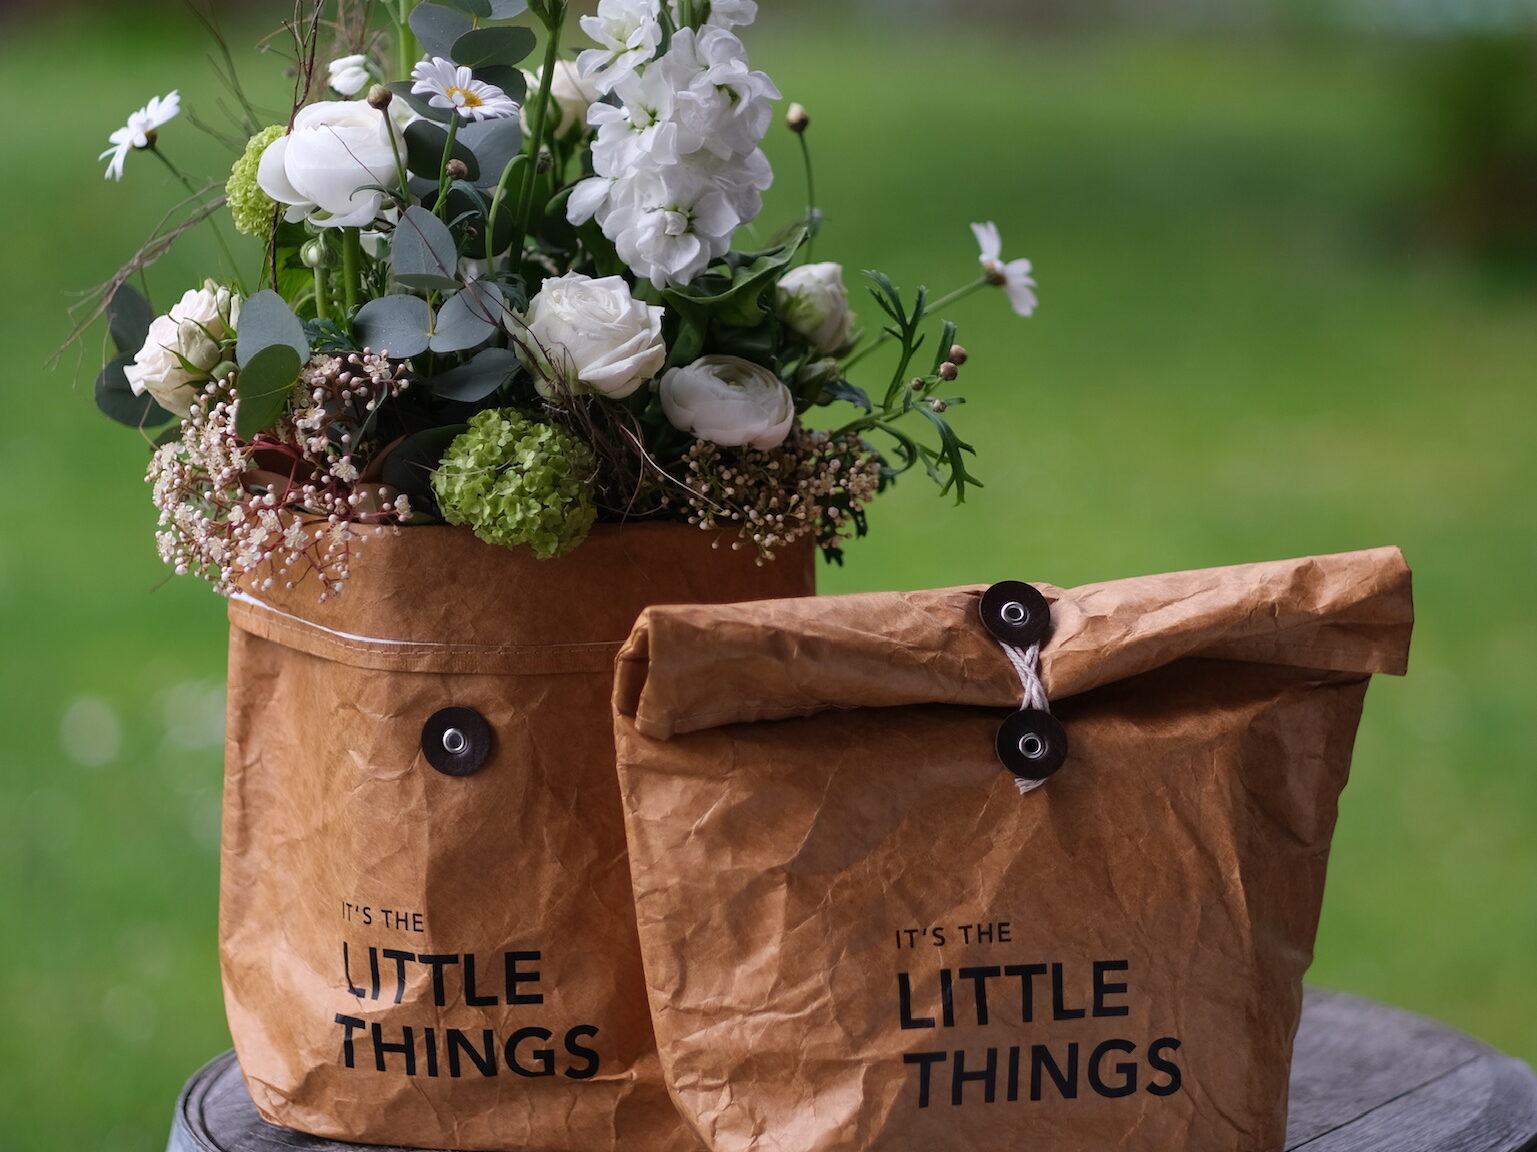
[2,0,1534,1146]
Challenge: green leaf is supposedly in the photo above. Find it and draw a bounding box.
[392,206,461,291]
[235,343,302,441]
[236,290,310,368]
[381,424,469,515]
[460,117,523,190]
[451,25,536,69]
[95,352,177,428]
[915,400,982,502]
[354,295,433,359]
[486,0,529,17]
[438,0,492,15]
[472,66,528,104]
[403,120,480,183]
[410,3,474,60]
[106,284,153,356]
[430,280,503,353]
[431,347,520,401]
[825,378,872,412]
[664,223,809,329]
[385,81,453,125]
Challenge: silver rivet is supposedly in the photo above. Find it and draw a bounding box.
[1019,733,1048,760]
[1001,601,1029,626]
[442,728,468,756]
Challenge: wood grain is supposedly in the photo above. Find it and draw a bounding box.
[168,989,1537,1151]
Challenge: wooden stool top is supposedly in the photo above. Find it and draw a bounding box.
[169,989,1537,1151]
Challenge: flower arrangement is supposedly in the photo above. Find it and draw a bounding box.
[74,0,1037,598]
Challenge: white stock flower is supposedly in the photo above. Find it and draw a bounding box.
[589,68,687,174]
[972,221,1039,318]
[411,57,520,121]
[124,282,241,416]
[327,54,375,97]
[776,263,852,354]
[99,91,180,181]
[527,60,602,139]
[257,101,404,229]
[657,28,779,159]
[517,273,667,399]
[671,0,758,27]
[578,0,664,93]
[579,166,741,290]
[660,355,795,449]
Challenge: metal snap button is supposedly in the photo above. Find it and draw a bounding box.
[996,709,1069,782]
[980,581,1051,648]
[421,707,493,777]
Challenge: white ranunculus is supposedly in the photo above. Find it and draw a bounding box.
[776,262,852,354]
[519,273,667,399]
[124,282,241,416]
[527,60,603,139]
[256,101,403,229]
[659,354,795,449]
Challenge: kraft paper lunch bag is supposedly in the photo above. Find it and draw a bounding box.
[220,521,813,1151]
[612,547,1413,1152]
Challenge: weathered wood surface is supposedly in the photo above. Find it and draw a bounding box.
[168,988,1537,1152]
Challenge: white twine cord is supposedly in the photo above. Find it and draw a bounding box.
[1000,640,1050,795]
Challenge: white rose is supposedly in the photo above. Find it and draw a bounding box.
[659,354,795,449]
[256,101,403,229]
[776,262,852,354]
[525,60,602,140]
[519,273,667,399]
[124,282,241,416]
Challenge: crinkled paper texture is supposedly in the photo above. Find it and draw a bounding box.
[614,547,1413,1152]
[220,523,814,1151]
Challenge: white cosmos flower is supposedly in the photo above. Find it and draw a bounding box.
[577,0,664,94]
[972,221,1039,318]
[410,57,520,121]
[99,91,181,181]
[327,54,376,97]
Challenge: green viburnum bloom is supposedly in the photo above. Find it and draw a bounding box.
[431,410,598,560]
[226,125,288,236]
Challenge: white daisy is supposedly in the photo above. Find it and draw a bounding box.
[972,221,1038,318]
[99,91,181,181]
[410,57,520,122]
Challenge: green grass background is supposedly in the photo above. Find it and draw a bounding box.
[1,6,1533,1147]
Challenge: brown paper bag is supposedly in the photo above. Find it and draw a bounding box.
[613,548,1413,1152]
[220,522,813,1151]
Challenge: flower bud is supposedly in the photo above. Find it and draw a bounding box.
[446,158,469,181]
[786,103,810,133]
[910,377,926,391]
[950,344,969,365]
[939,361,959,382]
[929,398,948,414]
[301,239,333,269]
[775,262,852,355]
[367,84,393,111]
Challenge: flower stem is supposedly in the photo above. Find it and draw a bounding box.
[149,144,247,291]
[508,7,565,265]
[436,115,462,221]
[313,263,332,322]
[395,0,417,80]
[842,276,987,372]
[341,229,363,315]
[797,131,818,262]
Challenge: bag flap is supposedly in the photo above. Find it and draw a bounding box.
[615,546,1413,739]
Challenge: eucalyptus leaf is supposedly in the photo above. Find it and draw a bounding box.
[234,343,303,441]
[95,352,177,428]
[486,0,529,17]
[430,280,503,353]
[385,81,453,124]
[410,3,474,60]
[354,295,433,359]
[403,121,480,182]
[236,290,310,368]
[458,118,523,193]
[106,284,153,357]
[391,206,461,291]
[451,25,536,69]
[380,424,469,515]
[431,347,520,402]
[471,66,528,104]
[438,0,492,15]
